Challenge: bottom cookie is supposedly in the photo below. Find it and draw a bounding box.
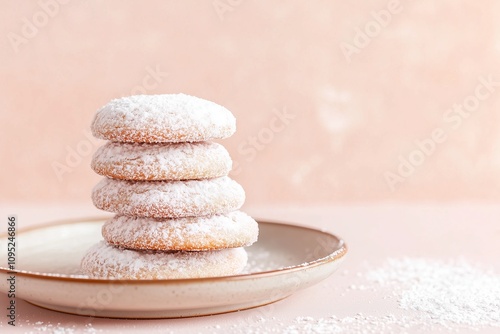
[80,241,248,279]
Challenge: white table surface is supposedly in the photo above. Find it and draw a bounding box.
[0,202,499,334]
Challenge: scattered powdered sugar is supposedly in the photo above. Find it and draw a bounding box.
[91,141,232,181]
[91,93,236,143]
[23,320,101,333]
[205,314,426,334]
[242,249,282,274]
[282,258,500,333]
[221,258,500,334]
[283,314,410,334]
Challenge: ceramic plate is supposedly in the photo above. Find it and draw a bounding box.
[0,217,347,318]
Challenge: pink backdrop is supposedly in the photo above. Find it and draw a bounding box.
[2,0,500,205]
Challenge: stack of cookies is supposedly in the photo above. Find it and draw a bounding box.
[81,94,258,279]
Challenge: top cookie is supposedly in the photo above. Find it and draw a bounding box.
[91,94,236,143]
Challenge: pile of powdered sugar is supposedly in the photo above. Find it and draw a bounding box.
[224,257,500,334]
[366,258,500,328]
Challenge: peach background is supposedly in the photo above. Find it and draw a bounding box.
[1,0,500,205]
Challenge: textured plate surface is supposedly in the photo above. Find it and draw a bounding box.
[0,217,347,318]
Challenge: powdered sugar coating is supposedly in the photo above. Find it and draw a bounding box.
[81,241,248,279]
[91,94,236,143]
[92,176,245,218]
[102,211,259,251]
[91,141,232,181]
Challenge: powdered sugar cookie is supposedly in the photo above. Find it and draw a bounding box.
[92,176,245,218]
[81,241,248,279]
[102,211,259,251]
[91,94,236,143]
[91,141,232,181]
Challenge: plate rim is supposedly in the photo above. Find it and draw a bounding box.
[0,216,348,284]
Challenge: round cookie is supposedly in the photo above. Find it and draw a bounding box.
[91,141,232,181]
[92,176,245,219]
[102,211,259,251]
[91,94,236,143]
[81,241,248,279]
